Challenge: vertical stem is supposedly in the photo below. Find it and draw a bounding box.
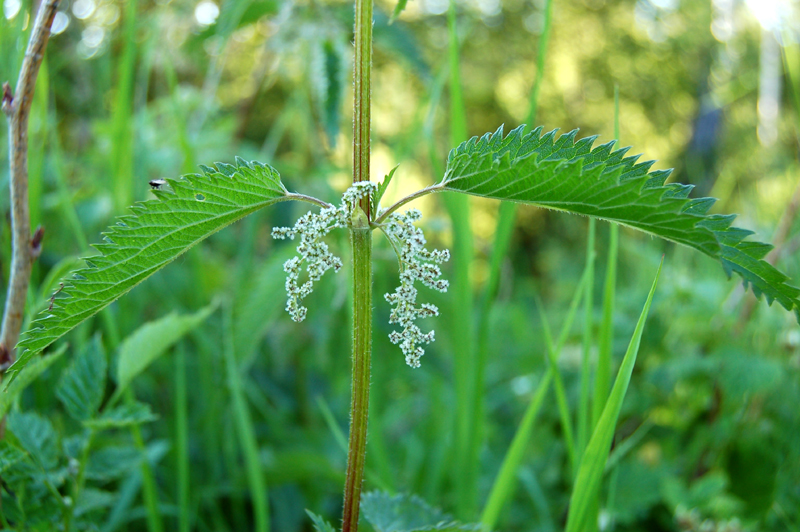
[1,0,59,368]
[342,0,373,528]
[342,209,373,532]
[352,0,372,190]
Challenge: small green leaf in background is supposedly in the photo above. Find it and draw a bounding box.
[84,402,157,430]
[85,446,144,481]
[306,510,337,532]
[7,412,59,470]
[56,336,107,422]
[310,39,344,148]
[0,440,27,475]
[361,491,481,532]
[115,303,216,396]
[0,345,65,418]
[565,259,662,532]
[75,488,117,518]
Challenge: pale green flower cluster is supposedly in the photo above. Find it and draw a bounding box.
[381,209,449,368]
[273,183,449,368]
[271,182,376,322]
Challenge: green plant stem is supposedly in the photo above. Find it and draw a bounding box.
[352,0,372,192]
[342,208,373,532]
[342,0,374,525]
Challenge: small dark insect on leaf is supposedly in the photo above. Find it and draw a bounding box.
[149,179,167,189]
[49,283,64,311]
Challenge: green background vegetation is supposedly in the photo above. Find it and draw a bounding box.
[1,0,799,530]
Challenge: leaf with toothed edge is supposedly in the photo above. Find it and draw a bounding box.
[8,158,292,382]
[440,125,800,320]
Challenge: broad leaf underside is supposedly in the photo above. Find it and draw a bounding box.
[441,125,800,320]
[10,159,290,379]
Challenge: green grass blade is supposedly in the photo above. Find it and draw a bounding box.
[10,160,293,379]
[223,301,270,532]
[445,0,478,518]
[577,217,596,466]
[534,268,588,473]
[110,0,138,213]
[592,86,621,429]
[175,345,190,532]
[480,369,552,531]
[564,258,663,532]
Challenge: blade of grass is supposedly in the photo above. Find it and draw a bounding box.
[445,0,478,518]
[223,300,270,532]
[534,267,590,474]
[175,344,190,532]
[519,468,556,532]
[481,262,588,529]
[577,217,596,465]
[565,258,663,532]
[480,369,552,530]
[592,86,621,429]
[110,0,138,213]
[474,0,554,514]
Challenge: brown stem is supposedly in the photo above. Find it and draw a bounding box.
[1,0,59,368]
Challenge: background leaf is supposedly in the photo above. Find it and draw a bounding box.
[0,345,65,419]
[115,303,217,396]
[56,336,107,422]
[7,412,59,470]
[361,491,480,532]
[84,402,157,430]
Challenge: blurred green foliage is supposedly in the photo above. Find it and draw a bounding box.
[1,0,799,530]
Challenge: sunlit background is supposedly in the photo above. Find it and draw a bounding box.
[1,0,799,530]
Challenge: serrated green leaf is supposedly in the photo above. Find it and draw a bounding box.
[306,510,337,532]
[115,303,216,397]
[84,401,157,430]
[440,125,800,319]
[56,336,107,422]
[0,440,28,474]
[7,412,59,470]
[10,160,291,380]
[565,259,662,532]
[361,491,481,532]
[0,345,65,418]
[372,165,399,215]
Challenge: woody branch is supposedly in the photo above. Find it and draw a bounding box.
[1,0,60,371]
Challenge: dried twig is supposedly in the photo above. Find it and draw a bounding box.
[0,0,60,370]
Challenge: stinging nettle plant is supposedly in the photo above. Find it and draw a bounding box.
[3,0,800,530]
